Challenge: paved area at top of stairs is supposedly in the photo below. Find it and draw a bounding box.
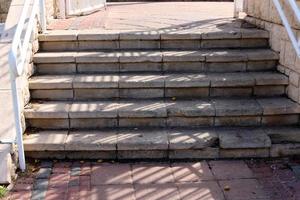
[48,2,235,31]
[5,159,300,200]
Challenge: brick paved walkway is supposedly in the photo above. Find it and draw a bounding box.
[48,2,234,30]
[4,159,300,200]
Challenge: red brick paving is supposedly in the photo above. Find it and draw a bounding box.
[4,159,300,200]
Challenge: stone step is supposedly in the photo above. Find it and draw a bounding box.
[24,97,300,129]
[29,72,288,100]
[33,49,278,74]
[38,29,269,51]
[23,126,300,159]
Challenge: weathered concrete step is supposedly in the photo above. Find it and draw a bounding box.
[24,97,300,129]
[29,72,288,100]
[23,126,300,159]
[34,49,278,74]
[38,29,269,51]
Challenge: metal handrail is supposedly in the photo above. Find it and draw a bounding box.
[8,0,46,172]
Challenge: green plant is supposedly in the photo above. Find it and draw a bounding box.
[0,186,7,199]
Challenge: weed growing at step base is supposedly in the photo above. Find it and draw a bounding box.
[0,186,7,198]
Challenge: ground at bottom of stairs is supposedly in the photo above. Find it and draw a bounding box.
[2,158,300,200]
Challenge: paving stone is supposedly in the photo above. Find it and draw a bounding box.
[161,32,201,40]
[163,51,205,62]
[74,88,119,100]
[165,74,210,88]
[29,75,74,89]
[168,129,218,149]
[218,128,271,149]
[25,102,70,118]
[39,31,78,41]
[41,41,78,51]
[33,52,76,63]
[120,40,160,49]
[118,150,167,159]
[171,161,214,182]
[178,182,225,200]
[79,40,119,50]
[31,89,74,100]
[264,127,300,143]
[65,131,117,151]
[76,52,119,63]
[91,163,132,185]
[161,40,200,50]
[246,49,279,61]
[166,88,209,98]
[270,144,300,157]
[36,167,52,179]
[119,51,162,62]
[220,148,270,158]
[118,101,167,117]
[213,99,262,116]
[90,185,135,200]
[73,75,119,88]
[120,31,160,40]
[31,189,47,200]
[209,160,254,180]
[219,179,270,200]
[132,163,174,184]
[66,151,117,159]
[33,178,49,190]
[210,87,252,97]
[214,116,261,126]
[254,85,285,96]
[167,116,214,127]
[78,31,119,40]
[261,115,299,126]
[24,131,68,151]
[117,129,168,150]
[169,148,219,159]
[206,62,246,72]
[257,98,300,115]
[166,100,215,117]
[40,161,53,168]
[69,102,119,118]
[205,50,247,62]
[251,72,288,85]
[36,63,77,75]
[202,30,241,39]
[135,183,181,200]
[210,73,255,87]
[119,74,165,88]
[120,88,164,99]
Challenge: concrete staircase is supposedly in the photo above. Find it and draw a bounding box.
[23,24,300,160]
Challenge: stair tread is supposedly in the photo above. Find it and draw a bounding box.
[33,49,279,63]
[24,126,300,152]
[24,97,300,119]
[38,28,269,41]
[29,72,288,89]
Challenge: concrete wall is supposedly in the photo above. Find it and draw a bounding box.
[243,0,300,103]
[0,0,12,22]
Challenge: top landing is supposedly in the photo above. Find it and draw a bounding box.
[48,2,236,31]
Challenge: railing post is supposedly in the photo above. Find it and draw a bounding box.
[234,0,239,18]
[8,65,26,172]
[39,0,47,33]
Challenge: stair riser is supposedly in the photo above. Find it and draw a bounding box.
[35,61,277,75]
[26,114,299,129]
[24,148,269,160]
[30,86,286,100]
[39,38,269,51]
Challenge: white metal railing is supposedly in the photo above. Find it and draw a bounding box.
[272,0,300,57]
[8,0,46,172]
